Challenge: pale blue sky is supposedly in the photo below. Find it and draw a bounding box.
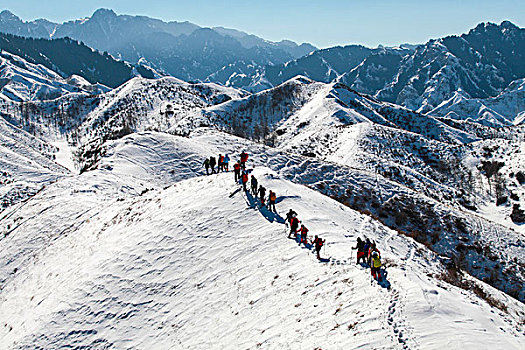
[2,0,524,48]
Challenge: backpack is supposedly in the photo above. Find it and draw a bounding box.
[269,192,276,201]
[372,255,381,268]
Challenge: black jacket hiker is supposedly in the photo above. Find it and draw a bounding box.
[209,156,216,174]
[313,236,325,260]
[258,185,266,205]
[203,158,210,175]
[353,237,366,264]
[286,209,297,224]
[251,175,258,196]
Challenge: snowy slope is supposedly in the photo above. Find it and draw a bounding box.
[0,131,523,349]
[173,77,476,145]
[428,79,525,127]
[0,51,107,102]
[0,113,69,210]
[171,78,523,225]
[74,77,246,171]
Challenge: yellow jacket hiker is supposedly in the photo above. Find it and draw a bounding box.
[372,255,381,268]
[371,252,382,282]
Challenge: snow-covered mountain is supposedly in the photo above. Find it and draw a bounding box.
[0,10,55,38]
[0,111,69,210]
[3,10,523,126]
[429,78,525,127]
[374,21,525,112]
[0,51,109,102]
[2,63,524,301]
[244,21,525,124]
[0,130,523,348]
[0,32,158,88]
[245,45,411,92]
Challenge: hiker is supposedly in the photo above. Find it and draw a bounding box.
[209,156,216,174]
[352,237,366,264]
[241,171,249,191]
[217,154,225,172]
[368,242,380,267]
[299,224,309,245]
[268,190,277,212]
[313,235,325,260]
[203,158,210,175]
[234,162,241,182]
[250,175,258,196]
[223,154,230,172]
[240,151,248,170]
[371,251,382,282]
[286,209,297,224]
[258,185,266,206]
[288,216,300,238]
[363,238,371,265]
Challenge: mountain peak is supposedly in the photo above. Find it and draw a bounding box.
[91,8,117,19]
[500,20,518,30]
[469,20,520,35]
[0,10,20,21]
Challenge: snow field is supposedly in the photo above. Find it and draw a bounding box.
[1,158,523,348]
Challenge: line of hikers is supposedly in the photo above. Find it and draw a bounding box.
[242,173,278,212]
[352,237,383,282]
[285,209,326,260]
[203,151,249,176]
[203,152,382,275]
[203,151,278,213]
[202,153,231,175]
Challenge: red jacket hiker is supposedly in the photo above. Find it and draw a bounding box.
[240,151,248,169]
[241,172,248,191]
[233,162,241,182]
[240,152,248,163]
[313,235,325,259]
[299,225,308,244]
[288,217,300,238]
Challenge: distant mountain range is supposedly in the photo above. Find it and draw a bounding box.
[0,9,316,82]
[0,32,157,89]
[247,21,525,125]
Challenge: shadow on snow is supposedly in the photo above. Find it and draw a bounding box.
[244,190,285,224]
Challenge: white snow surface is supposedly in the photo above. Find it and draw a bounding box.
[429,81,525,127]
[0,113,69,210]
[1,131,523,349]
[0,51,106,102]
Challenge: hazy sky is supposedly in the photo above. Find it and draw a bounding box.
[2,0,524,48]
